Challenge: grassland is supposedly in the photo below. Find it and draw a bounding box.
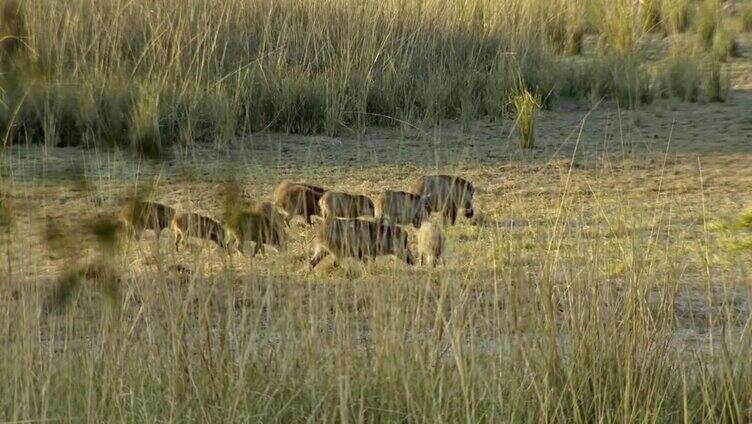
[1,0,750,149]
[2,0,752,422]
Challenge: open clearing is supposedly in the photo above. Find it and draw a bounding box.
[2,89,752,420]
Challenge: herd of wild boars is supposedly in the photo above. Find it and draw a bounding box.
[118,174,476,269]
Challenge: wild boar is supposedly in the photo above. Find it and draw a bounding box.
[251,201,288,231]
[274,180,328,225]
[318,191,374,220]
[408,175,475,225]
[417,222,444,267]
[374,190,431,228]
[118,200,176,240]
[309,218,414,269]
[225,209,287,257]
[171,212,229,251]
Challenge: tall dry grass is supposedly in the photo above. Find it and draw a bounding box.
[512,88,541,148]
[1,145,752,421]
[0,0,739,151]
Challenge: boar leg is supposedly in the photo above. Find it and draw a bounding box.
[443,207,457,225]
[251,240,262,257]
[278,211,291,228]
[309,247,329,269]
[231,234,244,254]
[174,232,183,252]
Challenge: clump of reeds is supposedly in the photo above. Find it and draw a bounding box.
[656,47,701,102]
[594,0,640,57]
[0,0,27,62]
[640,0,662,33]
[713,28,738,62]
[696,0,721,50]
[742,3,752,32]
[741,208,752,230]
[129,87,163,161]
[512,88,541,149]
[663,0,692,34]
[705,58,729,102]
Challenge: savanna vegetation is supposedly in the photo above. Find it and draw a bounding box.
[0,0,744,152]
[2,0,752,422]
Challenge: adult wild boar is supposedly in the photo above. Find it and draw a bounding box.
[251,201,288,231]
[409,175,475,225]
[171,212,229,251]
[309,218,414,269]
[274,181,328,225]
[374,190,430,228]
[318,191,374,220]
[225,209,287,257]
[119,200,176,240]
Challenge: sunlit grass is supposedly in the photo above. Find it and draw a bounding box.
[0,0,743,149]
[1,129,751,420]
[0,0,750,420]
[512,88,541,148]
